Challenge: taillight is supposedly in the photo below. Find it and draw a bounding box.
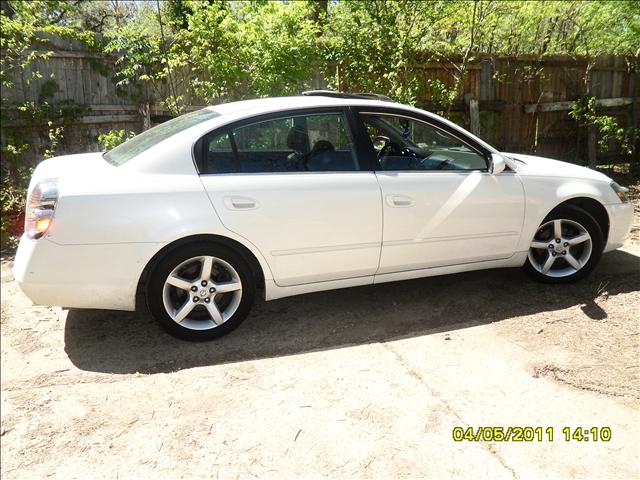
[25,179,58,239]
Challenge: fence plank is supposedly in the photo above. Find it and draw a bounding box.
[469,99,480,135]
[479,61,494,101]
[524,97,633,113]
[588,125,597,169]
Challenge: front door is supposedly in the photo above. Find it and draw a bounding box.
[356,112,525,274]
[199,110,382,286]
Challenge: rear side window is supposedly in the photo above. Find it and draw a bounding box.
[197,112,359,173]
[200,130,236,173]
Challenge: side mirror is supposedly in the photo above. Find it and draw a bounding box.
[489,153,506,175]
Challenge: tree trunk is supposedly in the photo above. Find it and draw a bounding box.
[310,0,328,24]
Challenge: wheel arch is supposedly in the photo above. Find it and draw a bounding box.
[547,196,610,245]
[136,234,267,310]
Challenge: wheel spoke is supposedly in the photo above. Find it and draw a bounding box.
[204,301,224,325]
[200,256,213,282]
[553,219,562,239]
[213,280,242,293]
[565,253,581,270]
[530,241,549,250]
[541,253,556,273]
[567,233,590,246]
[174,300,196,323]
[166,275,192,291]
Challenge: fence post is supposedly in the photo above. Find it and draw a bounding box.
[140,103,151,131]
[469,99,480,136]
[587,124,597,169]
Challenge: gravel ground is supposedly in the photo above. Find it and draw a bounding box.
[1,197,638,479]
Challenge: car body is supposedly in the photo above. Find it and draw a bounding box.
[13,92,634,340]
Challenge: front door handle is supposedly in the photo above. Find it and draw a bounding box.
[224,196,258,210]
[386,195,415,208]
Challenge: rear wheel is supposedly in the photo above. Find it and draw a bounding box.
[524,206,603,283]
[147,243,255,341]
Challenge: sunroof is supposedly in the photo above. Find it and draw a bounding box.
[302,90,393,102]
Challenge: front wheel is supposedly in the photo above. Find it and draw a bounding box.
[524,206,603,283]
[147,243,255,341]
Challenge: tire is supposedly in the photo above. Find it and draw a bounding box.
[523,205,604,284]
[146,242,256,341]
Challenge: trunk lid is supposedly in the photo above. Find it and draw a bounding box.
[30,152,114,186]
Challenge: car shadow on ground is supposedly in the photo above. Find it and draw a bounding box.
[64,250,640,374]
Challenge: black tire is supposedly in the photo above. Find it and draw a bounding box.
[523,205,604,284]
[146,242,256,341]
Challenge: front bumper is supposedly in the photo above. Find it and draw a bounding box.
[13,235,162,311]
[603,201,634,253]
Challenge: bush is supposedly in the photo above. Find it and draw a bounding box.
[97,129,136,151]
[0,158,31,249]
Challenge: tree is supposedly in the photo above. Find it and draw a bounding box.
[175,0,320,102]
[322,0,450,105]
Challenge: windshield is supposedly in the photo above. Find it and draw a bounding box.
[103,109,220,166]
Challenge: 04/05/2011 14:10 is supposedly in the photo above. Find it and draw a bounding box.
[452,426,612,442]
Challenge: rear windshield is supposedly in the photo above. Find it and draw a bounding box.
[103,109,220,166]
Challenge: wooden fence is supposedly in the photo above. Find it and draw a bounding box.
[2,35,638,166]
[412,54,639,165]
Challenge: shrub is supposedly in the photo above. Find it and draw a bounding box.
[98,129,136,151]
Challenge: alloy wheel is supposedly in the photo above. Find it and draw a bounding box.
[162,255,243,330]
[527,218,593,278]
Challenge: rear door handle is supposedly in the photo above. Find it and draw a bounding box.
[386,195,415,208]
[224,196,258,210]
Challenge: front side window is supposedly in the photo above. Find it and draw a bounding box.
[361,114,487,171]
[200,112,359,173]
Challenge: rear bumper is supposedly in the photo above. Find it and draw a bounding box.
[13,235,163,311]
[604,202,634,253]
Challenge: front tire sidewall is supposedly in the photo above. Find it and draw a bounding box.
[147,243,256,341]
[524,206,604,284]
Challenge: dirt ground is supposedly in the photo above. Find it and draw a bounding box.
[1,199,639,479]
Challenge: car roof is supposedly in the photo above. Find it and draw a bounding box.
[204,95,398,116]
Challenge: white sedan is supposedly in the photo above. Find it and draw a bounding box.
[14,92,633,340]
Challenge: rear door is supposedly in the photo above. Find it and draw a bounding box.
[354,109,525,274]
[198,109,383,286]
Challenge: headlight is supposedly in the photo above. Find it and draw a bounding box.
[25,179,58,239]
[610,181,629,203]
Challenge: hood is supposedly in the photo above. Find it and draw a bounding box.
[504,153,611,182]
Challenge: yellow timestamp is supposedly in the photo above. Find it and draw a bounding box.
[452,426,612,442]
